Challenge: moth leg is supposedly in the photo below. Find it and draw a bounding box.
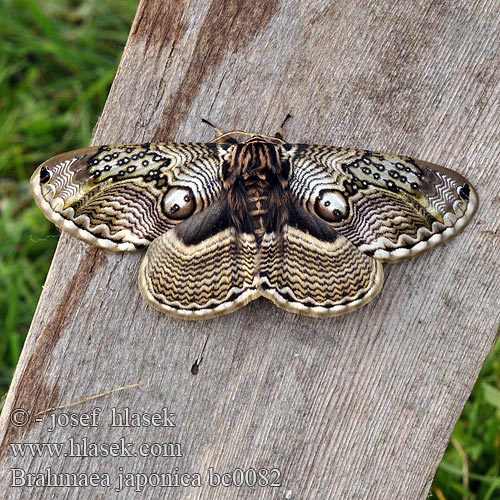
[275,113,292,141]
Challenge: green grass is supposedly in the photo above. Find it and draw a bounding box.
[0,0,498,497]
[432,339,500,499]
[0,0,138,389]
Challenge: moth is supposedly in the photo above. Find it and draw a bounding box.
[31,122,478,319]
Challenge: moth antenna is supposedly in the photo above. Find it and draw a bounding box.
[275,113,292,140]
[201,118,226,138]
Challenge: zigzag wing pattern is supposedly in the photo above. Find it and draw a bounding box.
[287,145,478,261]
[31,132,478,319]
[139,197,259,319]
[259,202,383,317]
[31,143,227,251]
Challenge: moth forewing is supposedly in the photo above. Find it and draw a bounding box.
[31,142,226,253]
[287,145,478,263]
[31,147,140,252]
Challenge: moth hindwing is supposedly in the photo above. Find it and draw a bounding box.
[31,131,478,319]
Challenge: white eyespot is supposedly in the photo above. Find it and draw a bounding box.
[315,190,349,222]
[162,187,196,220]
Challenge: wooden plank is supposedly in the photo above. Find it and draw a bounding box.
[1,0,499,498]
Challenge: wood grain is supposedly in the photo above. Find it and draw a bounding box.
[1,0,499,498]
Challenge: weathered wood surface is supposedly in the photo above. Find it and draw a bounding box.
[1,0,499,498]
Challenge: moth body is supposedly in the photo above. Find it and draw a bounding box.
[224,139,289,243]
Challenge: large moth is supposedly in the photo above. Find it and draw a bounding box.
[31,124,478,319]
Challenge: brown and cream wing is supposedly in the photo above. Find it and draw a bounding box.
[30,143,228,251]
[286,144,478,261]
[139,197,259,319]
[258,202,384,317]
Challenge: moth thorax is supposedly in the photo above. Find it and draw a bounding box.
[231,141,288,241]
